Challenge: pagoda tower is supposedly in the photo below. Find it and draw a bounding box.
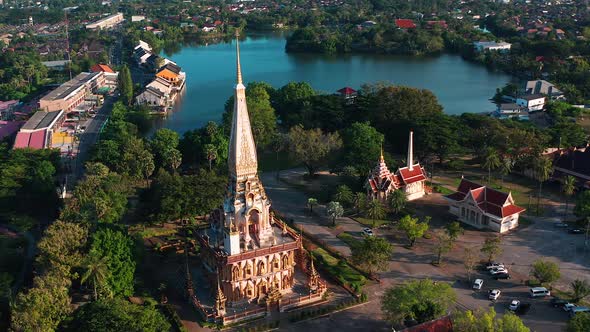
[222,32,275,255]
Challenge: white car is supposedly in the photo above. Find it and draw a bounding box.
[473,279,484,290]
[509,299,520,311]
[489,289,501,301]
[362,228,374,236]
[564,303,577,312]
[490,267,508,275]
[486,263,505,270]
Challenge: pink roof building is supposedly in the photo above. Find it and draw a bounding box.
[13,110,64,150]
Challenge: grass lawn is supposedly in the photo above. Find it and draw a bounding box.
[312,247,366,290]
[337,232,362,248]
[353,217,390,228]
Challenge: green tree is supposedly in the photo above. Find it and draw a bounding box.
[62,298,171,332]
[482,147,501,184]
[530,259,561,286]
[463,247,479,283]
[481,236,502,263]
[571,279,590,303]
[388,190,407,215]
[534,156,553,214]
[81,253,110,301]
[307,197,318,213]
[326,201,344,226]
[351,236,393,274]
[90,228,135,297]
[433,230,453,265]
[138,149,155,186]
[562,175,576,218]
[86,162,110,178]
[445,221,464,244]
[10,270,72,332]
[204,143,218,172]
[352,192,366,215]
[567,312,590,332]
[574,191,590,220]
[179,121,228,169]
[365,199,386,228]
[453,308,529,332]
[36,220,88,275]
[382,279,456,324]
[397,215,429,247]
[333,184,353,207]
[274,81,316,121]
[341,122,384,174]
[499,157,514,188]
[150,128,180,170]
[287,125,342,176]
[118,65,133,106]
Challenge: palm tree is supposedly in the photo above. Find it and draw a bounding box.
[562,175,576,218]
[365,199,385,228]
[352,192,366,215]
[499,157,513,189]
[205,144,217,171]
[81,254,109,301]
[571,279,590,303]
[388,190,407,215]
[482,147,501,184]
[307,198,318,213]
[326,201,344,226]
[534,156,553,214]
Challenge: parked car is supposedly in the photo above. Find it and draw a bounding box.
[493,273,511,280]
[516,303,532,315]
[509,299,521,311]
[486,262,505,270]
[362,228,374,236]
[564,303,577,312]
[530,287,551,297]
[569,307,590,317]
[490,267,508,275]
[473,279,484,290]
[489,289,501,301]
[551,298,569,308]
[568,228,583,234]
[554,222,569,228]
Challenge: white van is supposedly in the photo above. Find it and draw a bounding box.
[530,287,551,297]
[473,279,483,290]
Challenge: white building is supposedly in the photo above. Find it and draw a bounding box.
[444,179,525,233]
[473,41,512,52]
[131,15,146,22]
[516,94,545,112]
[86,13,124,30]
[525,80,565,100]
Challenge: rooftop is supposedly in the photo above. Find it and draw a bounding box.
[21,110,63,131]
[40,72,101,102]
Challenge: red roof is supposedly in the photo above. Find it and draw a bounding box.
[14,129,47,149]
[395,19,417,29]
[446,178,525,218]
[398,165,427,185]
[90,64,115,73]
[337,87,357,95]
[402,315,452,332]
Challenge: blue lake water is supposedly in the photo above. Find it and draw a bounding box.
[159,32,512,133]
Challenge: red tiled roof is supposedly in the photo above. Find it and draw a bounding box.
[395,19,417,29]
[398,165,427,184]
[337,87,357,94]
[402,315,453,332]
[90,64,115,73]
[446,179,525,218]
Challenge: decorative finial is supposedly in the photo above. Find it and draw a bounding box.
[380,142,384,162]
[235,30,243,85]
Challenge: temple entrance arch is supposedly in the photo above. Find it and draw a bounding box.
[247,208,261,237]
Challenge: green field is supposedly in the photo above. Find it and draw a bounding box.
[312,247,366,292]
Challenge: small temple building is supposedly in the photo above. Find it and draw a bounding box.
[192,33,326,325]
[444,178,526,233]
[366,131,427,202]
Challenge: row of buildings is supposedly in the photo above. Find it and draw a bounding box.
[86,12,125,30]
[133,40,186,113]
[13,64,117,151]
[494,79,564,119]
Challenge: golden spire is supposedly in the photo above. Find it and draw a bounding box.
[235,30,242,85]
[380,142,384,162]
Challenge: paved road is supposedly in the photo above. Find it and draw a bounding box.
[70,95,115,186]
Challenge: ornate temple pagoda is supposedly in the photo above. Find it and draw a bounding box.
[193,34,325,325]
[366,131,427,201]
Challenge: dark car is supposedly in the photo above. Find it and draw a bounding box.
[551,298,569,308]
[493,273,511,280]
[516,303,531,315]
[568,228,583,234]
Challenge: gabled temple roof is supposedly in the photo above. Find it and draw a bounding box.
[446,178,525,218]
